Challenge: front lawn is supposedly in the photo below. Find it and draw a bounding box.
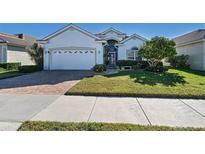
[67,69,205,98]
[18,121,205,131]
[0,68,24,80]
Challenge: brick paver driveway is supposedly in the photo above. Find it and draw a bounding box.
[0,71,93,95]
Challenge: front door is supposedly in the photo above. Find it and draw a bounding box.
[108,52,116,68]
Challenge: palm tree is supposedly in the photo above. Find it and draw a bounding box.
[27,43,44,69]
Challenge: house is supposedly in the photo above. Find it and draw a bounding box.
[0,33,36,65]
[174,29,205,71]
[39,24,147,70]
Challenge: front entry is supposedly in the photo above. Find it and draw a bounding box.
[104,39,118,68]
[108,52,116,68]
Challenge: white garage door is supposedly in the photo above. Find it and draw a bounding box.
[50,48,96,70]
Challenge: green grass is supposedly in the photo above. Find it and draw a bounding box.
[18,121,205,131]
[67,69,205,98]
[0,68,24,80]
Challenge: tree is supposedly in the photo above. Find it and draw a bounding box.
[27,43,44,69]
[139,36,176,67]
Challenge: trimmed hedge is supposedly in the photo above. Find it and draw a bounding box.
[92,64,106,73]
[0,62,21,70]
[132,64,140,70]
[117,60,138,67]
[18,65,42,73]
[117,60,149,69]
[0,67,6,72]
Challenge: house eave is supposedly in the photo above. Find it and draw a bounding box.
[175,39,205,47]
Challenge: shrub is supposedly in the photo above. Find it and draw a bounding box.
[168,54,190,68]
[18,65,42,73]
[92,64,106,73]
[117,60,138,68]
[0,63,21,70]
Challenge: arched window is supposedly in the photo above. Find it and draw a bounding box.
[131,47,138,50]
[127,47,139,60]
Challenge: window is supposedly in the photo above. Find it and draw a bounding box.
[127,47,139,60]
[127,50,135,60]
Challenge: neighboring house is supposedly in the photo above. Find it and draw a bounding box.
[0,33,36,65]
[39,24,147,70]
[174,29,205,71]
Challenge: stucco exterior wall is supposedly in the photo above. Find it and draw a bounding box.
[7,50,35,65]
[176,42,204,70]
[118,38,145,60]
[43,28,103,70]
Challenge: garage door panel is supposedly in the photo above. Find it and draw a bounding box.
[50,49,96,70]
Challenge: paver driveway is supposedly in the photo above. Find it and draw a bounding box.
[0,71,93,95]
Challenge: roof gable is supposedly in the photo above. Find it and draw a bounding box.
[99,28,125,35]
[42,24,100,40]
[120,33,147,43]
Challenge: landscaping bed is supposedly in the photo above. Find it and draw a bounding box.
[0,63,41,80]
[0,69,25,80]
[18,121,205,131]
[66,69,205,99]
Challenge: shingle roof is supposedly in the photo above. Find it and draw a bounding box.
[0,33,36,47]
[174,29,205,45]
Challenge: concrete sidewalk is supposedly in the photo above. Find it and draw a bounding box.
[0,94,60,130]
[32,96,205,128]
[0,94,205,130]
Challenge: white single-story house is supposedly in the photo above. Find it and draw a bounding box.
[174,29,205,71]
[39,24,147,70]
[0,33,36,65]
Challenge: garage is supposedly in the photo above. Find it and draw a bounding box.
[49,48,96,70]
